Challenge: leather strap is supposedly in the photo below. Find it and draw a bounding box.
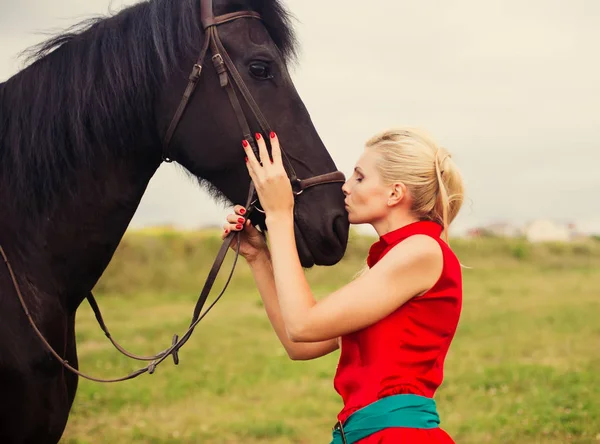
[296,171,347,191]
[202,11,261,29]
[162,34,211,161]
[200,0,215,28]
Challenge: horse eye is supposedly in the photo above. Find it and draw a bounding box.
[249,61,272,80]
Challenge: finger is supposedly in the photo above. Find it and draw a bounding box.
[242,139,261,179]
[223,221,244,232]
[227,213,246,224]
[269,131,283,165]
[255,132,271,167]
[234,205,248,216]
[221,224,230,239]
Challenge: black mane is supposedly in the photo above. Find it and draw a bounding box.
[0,0,296,219]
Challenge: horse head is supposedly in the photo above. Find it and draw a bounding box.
[155,0,349,267]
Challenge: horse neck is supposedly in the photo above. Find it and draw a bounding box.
[1,150,161,311]
[51,154,161,301]
[0,82,163,312]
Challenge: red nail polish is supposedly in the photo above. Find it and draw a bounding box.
[239,208,246,214]
[245,156,248,162]
[238,217,244,223]
[225,229,229,234]
[255,133,261,140]
[242,139,249,148]
[236,224,242,230]
[270,131,276,139]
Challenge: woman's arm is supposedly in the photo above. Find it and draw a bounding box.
[267,214,443,343]
[247,249,339,360]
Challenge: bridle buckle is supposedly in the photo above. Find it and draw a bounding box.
[189,64,202,82]
[211,53,224,65]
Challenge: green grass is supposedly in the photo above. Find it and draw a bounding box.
[60,231,600,443]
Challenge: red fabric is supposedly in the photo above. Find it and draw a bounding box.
[333,221,462,443]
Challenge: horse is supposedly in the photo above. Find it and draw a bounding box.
[0,0,350,442]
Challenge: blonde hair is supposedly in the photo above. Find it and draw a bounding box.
[365,128,465,242]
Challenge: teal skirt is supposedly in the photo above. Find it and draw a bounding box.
[330,394,440,444]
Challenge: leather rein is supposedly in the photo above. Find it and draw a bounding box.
[0,0,345,383]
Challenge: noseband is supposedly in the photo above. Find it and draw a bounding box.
[1,0,345,383]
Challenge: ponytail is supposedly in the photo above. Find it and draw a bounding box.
[433,149,451,242]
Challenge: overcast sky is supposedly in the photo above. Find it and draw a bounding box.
[1,0,599,234]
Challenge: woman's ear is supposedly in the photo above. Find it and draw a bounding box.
[387,182,407,206]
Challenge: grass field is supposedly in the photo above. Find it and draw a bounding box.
[60,230,600,443]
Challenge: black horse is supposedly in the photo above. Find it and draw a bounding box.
[0,0,349,442]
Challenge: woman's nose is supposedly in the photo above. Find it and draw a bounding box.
[342,181,350,196]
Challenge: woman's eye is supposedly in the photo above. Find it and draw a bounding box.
[356,177,363,183]
[249,61,272,80]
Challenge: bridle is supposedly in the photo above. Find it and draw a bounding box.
[0,0,345,383]
[162,0,346,206]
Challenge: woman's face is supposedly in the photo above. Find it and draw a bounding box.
[342,148,391,225]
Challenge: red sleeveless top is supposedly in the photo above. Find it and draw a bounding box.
[332,221,462,442]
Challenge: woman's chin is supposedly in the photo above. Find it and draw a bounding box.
[347,213,362,225]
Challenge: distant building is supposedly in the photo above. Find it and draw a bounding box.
[482,222,522,238]
[524,219,570,243]
[465,222,521,238]
[465,228,482,238]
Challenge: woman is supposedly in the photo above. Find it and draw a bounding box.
[222,128,464,443]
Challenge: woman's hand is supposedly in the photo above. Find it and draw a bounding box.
[221,205,268,262]
[243,132,294,224]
